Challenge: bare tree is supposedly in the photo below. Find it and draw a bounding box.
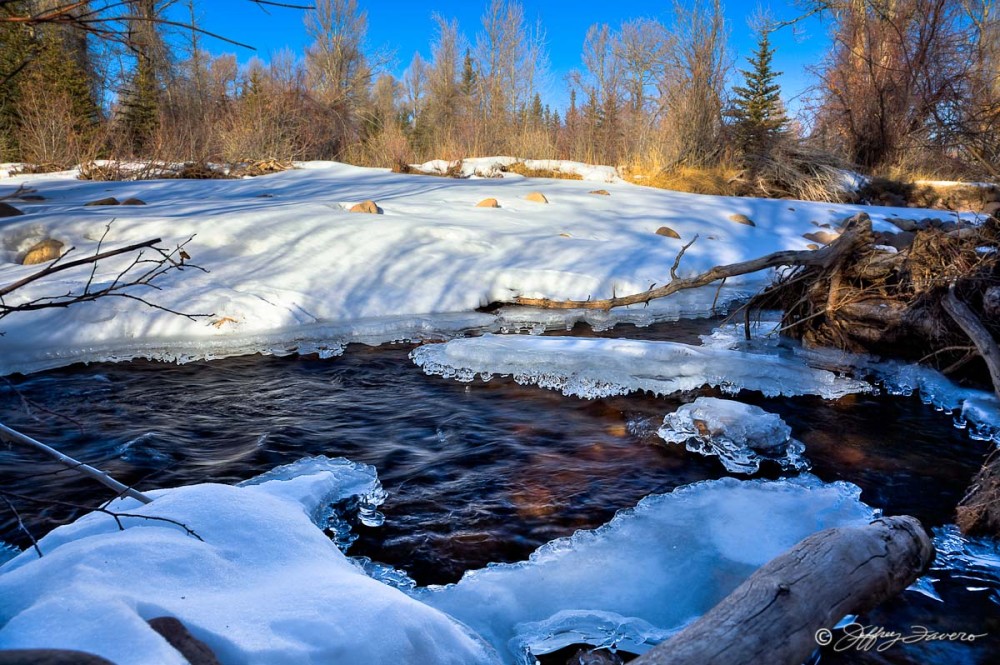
[658,0,730,167]
[811,0,967,172]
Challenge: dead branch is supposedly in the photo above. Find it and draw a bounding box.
[0,489,204,554]
[0,184,34,202]
[0,233,212,322]
[942,282,1000,400]
[510,214,872,310]
[0,423,152,505]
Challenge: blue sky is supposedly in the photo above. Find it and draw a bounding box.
[182,1,831,116]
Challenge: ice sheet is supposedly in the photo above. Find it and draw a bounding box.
[411,334,872,399]
[419,475,876,663]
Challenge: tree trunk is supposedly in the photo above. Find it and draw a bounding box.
[633,516,933,665]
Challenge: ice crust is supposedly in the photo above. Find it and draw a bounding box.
[0,457,498,665]
[419,474,876,663]
[411,334,872,399]
[657,397,809,474]
[702,317,1000,443]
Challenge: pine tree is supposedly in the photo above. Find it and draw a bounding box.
[729,31,787,165]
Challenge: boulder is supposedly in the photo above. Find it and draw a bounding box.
[121,197,146,205]
[727,213,755,226]
[22,238,64,265]
[525,191,548,203]
[349,200,382,214]
[85,197,120,206]
[0,202,24,217]
[656,226,681,239]
[475,198,500,208]
[589,189,611,196]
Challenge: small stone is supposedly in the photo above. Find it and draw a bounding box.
[889,217,919,232]
[148,616,221,665]
[476,198,500,208]
[802,230,840,245]
[806,243,820,250]
[120,197,146,205]
[559,232,572,238]
[22,238,64,265]
[349,200,382,214]
[727,213,755,226]
[656,226,681,239]
[85,197,120,206]
[525,191,548,203]
[589,189,611,196]
[0,202,24,217]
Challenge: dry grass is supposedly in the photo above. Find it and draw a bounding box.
[623,164,740,196]
[505,162,583,180]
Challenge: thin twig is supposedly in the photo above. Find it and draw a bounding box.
[0,493,43,558]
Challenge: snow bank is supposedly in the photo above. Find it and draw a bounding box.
[411,334,871,399]
[658,397,809,474]
[420,475,876,663]
[0,457,498,665]
[0,161,967,375]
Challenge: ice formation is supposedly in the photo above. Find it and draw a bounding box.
[0,457,498,665]
[657,397,809,474]
[411,334,871,399]
[419,475,876,664]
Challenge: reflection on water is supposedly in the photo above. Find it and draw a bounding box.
[1,319,998,663]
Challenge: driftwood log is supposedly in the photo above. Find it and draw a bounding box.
[633,516,933,665]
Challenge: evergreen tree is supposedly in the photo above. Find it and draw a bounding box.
[729,31,787,165]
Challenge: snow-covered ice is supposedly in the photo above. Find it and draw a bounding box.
[0,160,972,376]
[419,474,875,663]
[657,397,809,474]
[0,457,499,665]
[411,334,871,399]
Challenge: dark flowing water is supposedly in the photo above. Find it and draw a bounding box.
[1,319,998,663]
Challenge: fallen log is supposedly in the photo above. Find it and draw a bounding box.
[509,214,873,310]
[632,516,933,665]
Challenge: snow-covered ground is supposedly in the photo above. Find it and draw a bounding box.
[0,160,973,375]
